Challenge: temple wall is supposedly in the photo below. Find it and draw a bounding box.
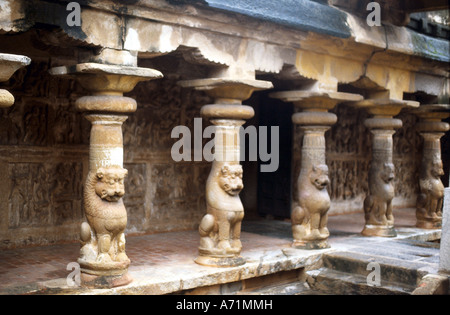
[0,58,426,249]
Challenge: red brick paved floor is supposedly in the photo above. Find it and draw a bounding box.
[0,208,421,294]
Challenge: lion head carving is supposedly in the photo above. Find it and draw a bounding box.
[430,160,444,178]
[94,166,128,202]
[218,164,244,196]
[310,164,330,191]
[380,163,395,184]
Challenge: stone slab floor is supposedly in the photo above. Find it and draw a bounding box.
[0,208,442,295]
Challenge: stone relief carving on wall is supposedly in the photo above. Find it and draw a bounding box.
[328,160,365,201]
[393,112,420,202]
[123,163,147,231]
[149,163,208,232]
[8,162,83,229]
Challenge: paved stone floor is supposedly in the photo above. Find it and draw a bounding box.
[0,208,441,295]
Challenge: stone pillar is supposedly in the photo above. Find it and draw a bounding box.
[348,99,419,237]
[179,78,272,267]
[271,91,363,249]
[50,54,162,287]
[413,105,450,229]
[0,53,30,107]
[441,186,450,274]
[442,105,450,274]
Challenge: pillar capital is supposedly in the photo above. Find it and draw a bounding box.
[200,104,255,121]
[413,104,450,134]
[0,53,31,108]
[346,98,420,118]
[178,78,273,105]
[50,62,162,99]
[270,90,363,112]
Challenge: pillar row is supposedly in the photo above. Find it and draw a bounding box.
[50,60,163,287]
[271,91,363,249]
[179,78,272,267]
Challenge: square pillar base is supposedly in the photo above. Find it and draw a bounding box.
[362,224,397,237]
[80,272,133,289]
[195,255,246,268]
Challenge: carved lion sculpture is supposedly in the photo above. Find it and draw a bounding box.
[292,164,331,248]
[79,165,130,267]
[364,162,395,228]
[417,159,444,227]
[198,162,244,257]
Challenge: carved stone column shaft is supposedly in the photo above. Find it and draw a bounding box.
[347,99,419,237]
[179,78,272,267]
[209,118,244,163]
[198,112,249,267]
[294,123,333,249]
[197,104,254,267]
[50,58,162,287]
[364,123,399,237]
[271,91,363,249]
[86,114,128,170]
[413,104,450,229]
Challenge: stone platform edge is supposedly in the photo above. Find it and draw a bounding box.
[2,227,441,295]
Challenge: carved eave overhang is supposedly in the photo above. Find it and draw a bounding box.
[0,0,448,101]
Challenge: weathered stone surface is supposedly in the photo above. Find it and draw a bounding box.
[412,274,449,295]
[310,234,443,295]
[10,217,438,295]
[198,0,351,38]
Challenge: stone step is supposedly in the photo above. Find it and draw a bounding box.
[308,250,434,295]
[309,267,415,295]
[322,251,430,287]
[240,281,322,295]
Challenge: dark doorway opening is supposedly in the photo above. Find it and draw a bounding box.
[256,94,293,219]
